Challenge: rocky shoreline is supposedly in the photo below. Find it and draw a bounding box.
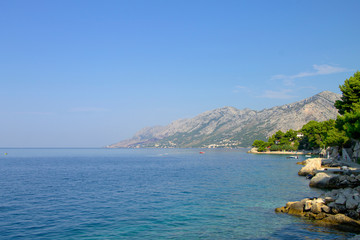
[276,156,360,233]
[247,147,311,155]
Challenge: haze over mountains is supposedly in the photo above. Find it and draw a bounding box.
[108,91,341,148]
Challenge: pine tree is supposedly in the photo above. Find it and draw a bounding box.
[334,71,360,115]
[335,71,360,140]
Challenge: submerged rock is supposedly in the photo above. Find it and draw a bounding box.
[319,214,360,232]
[296,160,307,165]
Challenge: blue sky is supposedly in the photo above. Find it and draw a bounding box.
[0,0,359,147]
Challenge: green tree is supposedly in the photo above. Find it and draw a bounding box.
[292,140,300,150]
[280,137,290,145]
[334,71,360,115]
[268,135,276,145]
[274,130,284,140]
[264,129,300,151]
[252,140,265,148]
[252,139,269,152]
[269,144,281,151]
[257,145,267,152]
[301,121,323,149]
[301,120,337,149]
[334,71,360,140]
[325,127,350,148]
[284,129,297,140]
[336,103,360,139]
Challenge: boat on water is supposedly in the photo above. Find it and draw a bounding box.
[199,151,205,154]
[287,156,299,159]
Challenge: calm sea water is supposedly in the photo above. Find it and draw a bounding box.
[0,148,356,239]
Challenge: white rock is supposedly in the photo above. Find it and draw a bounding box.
[324,197,335,204]
[321,205,331,213]
[298,158,322,176]
[315,198,325,204]
[300,198,310,204]
[304,200,312,211]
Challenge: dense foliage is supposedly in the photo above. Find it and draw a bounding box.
[300,120,349,149]
[252,71,359,153]
[252,129,301,152]
[252,139,270,152]
[334,71,360,115]
[252,119,349,152]
[336,103,360,139]
[335,71,360,140]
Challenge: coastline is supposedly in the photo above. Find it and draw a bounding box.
[275,155,360,234]
[249,151,308,155]
[247,147,311,155]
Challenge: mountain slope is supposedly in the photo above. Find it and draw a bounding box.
[108,91,341,148]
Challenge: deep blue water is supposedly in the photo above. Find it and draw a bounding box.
[0,148,356,239]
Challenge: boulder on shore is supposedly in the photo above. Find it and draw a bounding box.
[309,172,335,188]
[309,171,360,189]
[276,187,360,232]
[298,158,322,176]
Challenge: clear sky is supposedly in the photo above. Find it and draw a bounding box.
[1,0,359,147]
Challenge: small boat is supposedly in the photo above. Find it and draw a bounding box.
[287,156,298,159]
[199,151,205,154]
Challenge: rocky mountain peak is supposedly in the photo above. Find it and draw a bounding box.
[108,91,341,148]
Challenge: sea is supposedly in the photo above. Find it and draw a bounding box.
[0,148,357,239]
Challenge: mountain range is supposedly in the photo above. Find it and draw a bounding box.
[107,91,341,148]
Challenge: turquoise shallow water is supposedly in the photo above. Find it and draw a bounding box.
[0,148,356,239]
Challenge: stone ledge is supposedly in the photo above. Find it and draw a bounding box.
[276,188,360,233]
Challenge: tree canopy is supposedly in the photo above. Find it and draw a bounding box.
[251,119,350,153]
[252,139,270,152]
[299,119,349,149]
[335,71,360,115]
[335,71,360,140]
[336,103,360,140]
[252,129,300,152]
[252,71,359,153]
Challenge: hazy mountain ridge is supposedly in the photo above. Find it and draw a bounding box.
[108,91,341,148]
